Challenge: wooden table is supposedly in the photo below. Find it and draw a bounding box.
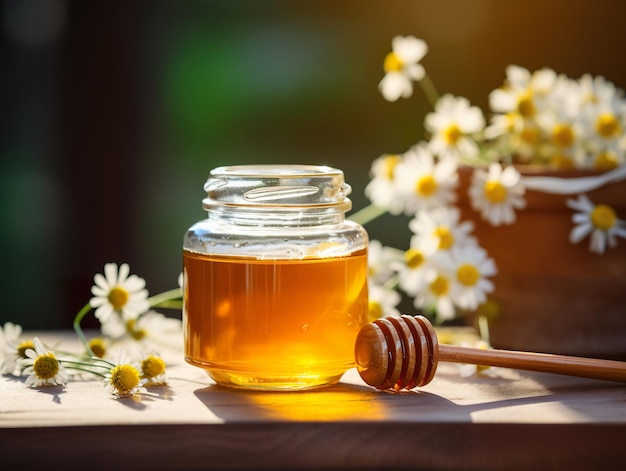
[1,330,625,470]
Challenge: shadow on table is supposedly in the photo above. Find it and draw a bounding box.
[192,378,568,423]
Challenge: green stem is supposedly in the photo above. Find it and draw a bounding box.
[418,72,440,110]
[348,204,388,226]
[151,300,183,310]
[73,303,95,357]
[148,288,183,309]
[477,314,490,344]
[86,356,116,367]
[59,359,109,377]
[383,273,400,291]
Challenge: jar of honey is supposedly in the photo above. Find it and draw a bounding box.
[182,164,369,390]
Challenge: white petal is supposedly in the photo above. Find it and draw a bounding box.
[405,64,425,81]
[104,263,119,286]
[501,205,516,225]
[501,166,521,186]
[489,204,505,226]
[393,36,428,63]
[89,296,107,308]
[379,73,410,102]
[488,163,503,180]
[590,230,606,254]
[572,213,590,224]
[117,263,130,284]
[124,275,146,292]
[570,223,591,244]
[94,304,114,323]
[489,89,516,113]
[93,273,110,291]
[91,285,108,297]
[614,226,626,239]
[436,297,455,321]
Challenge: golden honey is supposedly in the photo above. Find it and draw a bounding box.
[183,249,368,389]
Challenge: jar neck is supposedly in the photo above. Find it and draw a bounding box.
[207,204,349,227]
[201,164,354,227]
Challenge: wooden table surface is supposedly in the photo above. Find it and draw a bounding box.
[1,330,625,470]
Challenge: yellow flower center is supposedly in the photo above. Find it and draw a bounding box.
[109,364,141,395]
[552,124,574,148]
[434,227,454,250]
[520,126,539,144]
[383,51,404,73]
[429,275,449,296]
[595,112,621,138]
[484,180,508,203]
[442,124,462,145]
[368,301,383,321]
[457,264,481,287]
[594,151,619,171]
[504,113,517,133]
[416,175,437,196]
[33,353,59,380]
[141,355,166,380]
[405,248,424,269]
[108,286,129,310]
[516,92,536,118]
[383,154,401,180]
[17,340,35,359]
[476,298,500,320]
[590,204,617,231]
[550,153,575,170]
[88,338,107,358]
[126,319,146,341]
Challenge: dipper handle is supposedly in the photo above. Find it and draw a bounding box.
[354,314,626,391]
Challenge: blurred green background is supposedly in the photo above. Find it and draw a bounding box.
[3,0,626,329]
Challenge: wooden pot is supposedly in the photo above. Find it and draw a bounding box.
[458,165,626,359]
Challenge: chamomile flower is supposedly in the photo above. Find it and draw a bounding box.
[469,163,526,226]
[0,322,25,374]
[425,94,485,161]
[117,310,183,355]
[566,194,626,254]
[104,349,147,397]
[87,337,108,359]
[535,77,586,168]
[395,245,430,298]
[89,263,150,336]
[0,321,21,346]
[414,268,456,322]
[408,206,476,255]
[367,239,404,285]
[364,153,404,214]
[21,337,68,387]
[485,113,544,162]
[489,65,557,120]
[378,35,428,102]
[487,66,558,160]
[139,351,168,386]
[393,143,459,215]
[577,73,621,108]
[581,95,626,161]
[367,283,401,321]
[432,245,496,311]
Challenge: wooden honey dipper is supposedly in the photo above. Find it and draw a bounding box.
[354,314,626,391]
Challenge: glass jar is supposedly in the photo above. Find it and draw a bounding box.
[182,164,369,390]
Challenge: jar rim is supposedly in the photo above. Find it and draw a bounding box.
[208,164,344,179]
